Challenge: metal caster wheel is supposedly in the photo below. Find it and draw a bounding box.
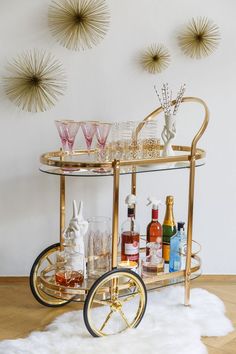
[30,243,69,307]
[83,268,147,337]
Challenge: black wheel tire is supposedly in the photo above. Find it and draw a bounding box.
[29,243,69,307]
[83,268,147,337]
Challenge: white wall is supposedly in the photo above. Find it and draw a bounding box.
[0,0,235,275]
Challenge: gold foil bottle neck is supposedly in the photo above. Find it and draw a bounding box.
[163,196,175,226]
[166,195,174,205]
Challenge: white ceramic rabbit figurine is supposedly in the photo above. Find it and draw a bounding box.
[69,200,89,278]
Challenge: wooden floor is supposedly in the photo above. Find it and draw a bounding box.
[0,278,235,353]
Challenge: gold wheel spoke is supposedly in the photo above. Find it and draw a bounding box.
[118,308,131,328]
[121,292,139,303]
[128,279,136,287]
[93,299,111,306]
[127,280,138,292]
[99,310,114,332]
[46,256,53,265]
[87,272,146,336]
[111,276,119,301]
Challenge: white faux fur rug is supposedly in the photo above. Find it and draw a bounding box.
[0,286,233,354]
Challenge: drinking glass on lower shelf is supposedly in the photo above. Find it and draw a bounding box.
[87,216,111,278]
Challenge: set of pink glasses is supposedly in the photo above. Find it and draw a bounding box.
[55,120,111,159]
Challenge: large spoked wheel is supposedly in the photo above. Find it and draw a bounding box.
[30,243,69,307]
[83,268,147,337]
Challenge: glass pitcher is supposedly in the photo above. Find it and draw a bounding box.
[87,216,111,278]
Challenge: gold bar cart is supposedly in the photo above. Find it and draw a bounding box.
[30,97,209,337]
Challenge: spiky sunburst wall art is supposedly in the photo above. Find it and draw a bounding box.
[141,44,171,74]
[4,50,66,113]
[178,17,220,59]
[48,0,110,51]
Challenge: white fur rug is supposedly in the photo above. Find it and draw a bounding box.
[0,286,233,354]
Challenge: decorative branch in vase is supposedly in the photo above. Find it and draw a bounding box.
[154,83,186,157]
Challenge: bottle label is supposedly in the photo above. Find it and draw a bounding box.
[125,241,139,256]
[163,243,170,262]
[180,243,187,256]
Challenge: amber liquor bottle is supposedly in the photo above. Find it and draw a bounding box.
[162,196,176,264]
[146,198,162,257]
[121,194,140,264]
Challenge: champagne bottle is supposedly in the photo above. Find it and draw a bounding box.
[162,196,176,264]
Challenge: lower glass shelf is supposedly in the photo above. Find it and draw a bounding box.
[38,255,201,303]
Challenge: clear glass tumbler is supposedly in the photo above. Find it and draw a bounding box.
[120,121,133,160]
[87,216,111,278]
[140,120,160,159]
[130,121,143,160]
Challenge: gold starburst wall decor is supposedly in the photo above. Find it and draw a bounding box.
[178,17,220,59]
[141,44,171,74]
[4,50,66,112]
[48,0,110,51]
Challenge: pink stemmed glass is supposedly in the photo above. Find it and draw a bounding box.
[95,122,112,161]
[80,121,97,158]
[55,120,80,154]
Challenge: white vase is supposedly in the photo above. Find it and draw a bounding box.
[162,140,175,157]
[161,114,176,157]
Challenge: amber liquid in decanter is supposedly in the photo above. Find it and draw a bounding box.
[55,271,84,287]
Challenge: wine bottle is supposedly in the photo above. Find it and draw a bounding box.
[146,197,162,257]
[162,196,176,264]
[121,194,140,264]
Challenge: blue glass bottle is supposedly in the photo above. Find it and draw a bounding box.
[179,223,187,270]
[169,222,185,272]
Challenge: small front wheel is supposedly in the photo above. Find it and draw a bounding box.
[30,243,69,307]
[83,269,147,337]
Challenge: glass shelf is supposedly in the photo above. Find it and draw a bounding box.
[39,268,201,303]
[40,157,205,177]
[39,147,206,177]
[38,250,201,303]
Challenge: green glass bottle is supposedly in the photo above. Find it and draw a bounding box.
[162,196,177,264]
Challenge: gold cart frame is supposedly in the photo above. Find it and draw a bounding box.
[39,96,209,307]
